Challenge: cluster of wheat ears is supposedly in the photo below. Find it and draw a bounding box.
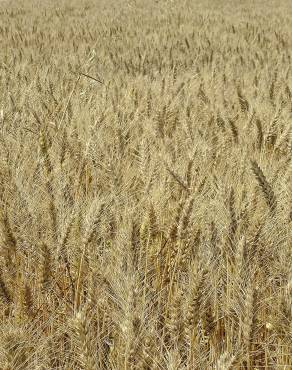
[0,0,291,369]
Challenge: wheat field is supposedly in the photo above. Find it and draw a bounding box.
[0,0,291,369]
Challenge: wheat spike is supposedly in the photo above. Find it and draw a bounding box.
[72,310,96,370]
[251,160,277,212]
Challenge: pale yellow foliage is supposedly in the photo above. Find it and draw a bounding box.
[0,0,291,369]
